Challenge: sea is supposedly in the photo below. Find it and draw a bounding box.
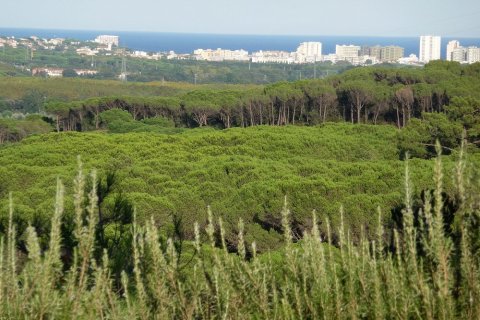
[1,27,480,59]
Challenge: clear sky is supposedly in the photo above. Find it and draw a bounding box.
[1,0,480,37]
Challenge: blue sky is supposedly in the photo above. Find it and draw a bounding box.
[2,0,480,37]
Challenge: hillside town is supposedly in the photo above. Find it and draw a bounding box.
[0,34,479,78]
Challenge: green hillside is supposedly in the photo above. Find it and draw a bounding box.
[0,123,452,250]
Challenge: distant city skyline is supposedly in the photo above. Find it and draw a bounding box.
[3,31,479,66]
[1,0,480,37]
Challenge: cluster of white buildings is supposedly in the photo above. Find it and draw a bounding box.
[76,47,99,56]
[192,42,408,66]
[193,48,250,62]
[125,50,190,60]
[0,36,66,50]
[31,67,98,77]
[418,36,480,64]
[192,43,323,64]
[251,50,295,63]
[0,37,18,48]
[89,35,191,60]
[0,34,118,55]
[446,40,480,64]
[191,36,479,66]
[75,35,122,56]
[194,42,324,64]
[326,44,402,65]
[94,35,119,49]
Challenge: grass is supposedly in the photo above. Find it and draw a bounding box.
[0,143,479,319]
[0,61,29,77]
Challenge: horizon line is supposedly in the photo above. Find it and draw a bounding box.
[0,26,479,39]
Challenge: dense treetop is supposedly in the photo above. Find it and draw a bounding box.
[0,124,464,250]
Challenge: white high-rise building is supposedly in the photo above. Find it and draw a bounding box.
[419,35,441,63]
[296,42,322,60]
[380,46,405,62]
[335,45,360,64]
[446,40,460,61]
[452,47,467,63]
[336,45,360,58]
[467,47,480,64]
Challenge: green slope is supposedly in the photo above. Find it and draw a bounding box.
[0,124,450,250]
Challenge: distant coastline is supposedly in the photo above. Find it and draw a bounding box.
[1,27,480,59]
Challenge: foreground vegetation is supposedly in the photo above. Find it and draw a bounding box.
[0,58,479,318]
[0,147,478,319]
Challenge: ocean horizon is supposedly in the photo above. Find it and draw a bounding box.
[1,27,479,59]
